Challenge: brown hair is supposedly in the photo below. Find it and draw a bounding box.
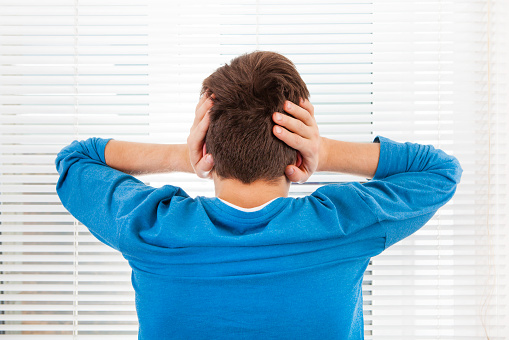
[201,51,310,184]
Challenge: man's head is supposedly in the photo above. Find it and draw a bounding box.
[202,51,310,184]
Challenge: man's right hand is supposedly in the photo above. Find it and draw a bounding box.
[187,93,215,179]
[272,99,324,184]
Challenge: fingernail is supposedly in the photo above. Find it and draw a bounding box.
[286,101,292,110]
[287,167,294,175]
[275,126,282,134]
[206,154,213,164]
[275,112,282,121]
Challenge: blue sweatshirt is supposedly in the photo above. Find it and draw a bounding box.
[55,136,462,339]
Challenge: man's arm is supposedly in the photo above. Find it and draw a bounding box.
[273,100,462,251]
[55,95,216,252]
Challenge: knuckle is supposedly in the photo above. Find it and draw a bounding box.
[293,135,302,148]
[307,114,316,124]
[187,136,196,146]
[297,120,306,132]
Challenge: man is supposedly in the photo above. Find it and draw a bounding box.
[56,51,462,339]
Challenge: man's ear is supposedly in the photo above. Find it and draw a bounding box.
[202,143,207,157]
[295,151,303,168]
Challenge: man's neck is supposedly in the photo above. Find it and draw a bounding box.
[213,176,290,209]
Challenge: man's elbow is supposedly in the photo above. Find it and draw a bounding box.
[433,149,463,186]
[449,156,463,185]
[55,140,82,174]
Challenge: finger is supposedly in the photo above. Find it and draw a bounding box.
[194,97,213,125]
[194,111,210,140]
[188,112,210,156]
[283,100,315,126]
[194,154,214,178]
[299,98,315,117]
[273,112,313,140]
[195,91,209,112]
[193,97,213,126]
[273,124,309,152]
[284,165,309,184]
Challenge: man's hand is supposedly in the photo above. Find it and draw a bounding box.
[187,93,215,179]
[272,99,322,183]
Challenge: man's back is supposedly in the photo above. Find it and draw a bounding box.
[129,195,377,339]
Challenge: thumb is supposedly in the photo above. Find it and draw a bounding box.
[285,165,308,184]
[195,154,214,178]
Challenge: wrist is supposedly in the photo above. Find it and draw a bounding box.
[177,144,194,173]
[316,136,329,172]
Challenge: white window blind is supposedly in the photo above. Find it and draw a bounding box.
[1,0,508,339]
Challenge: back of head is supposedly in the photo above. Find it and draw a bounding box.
[202,51,310,184]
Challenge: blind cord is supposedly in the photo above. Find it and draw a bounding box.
[73,0,79,338]
[437,0,441,336]
[481,0,496,338]
[255,0,260,50]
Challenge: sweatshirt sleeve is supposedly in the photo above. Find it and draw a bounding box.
[361,135,462,249]
[315,135,463,250]
[55,138,186,251]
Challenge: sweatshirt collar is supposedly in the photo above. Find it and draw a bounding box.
[199,196,289,224]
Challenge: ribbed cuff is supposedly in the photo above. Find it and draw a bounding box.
[96,137,114,164]
[372,135,390,180]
